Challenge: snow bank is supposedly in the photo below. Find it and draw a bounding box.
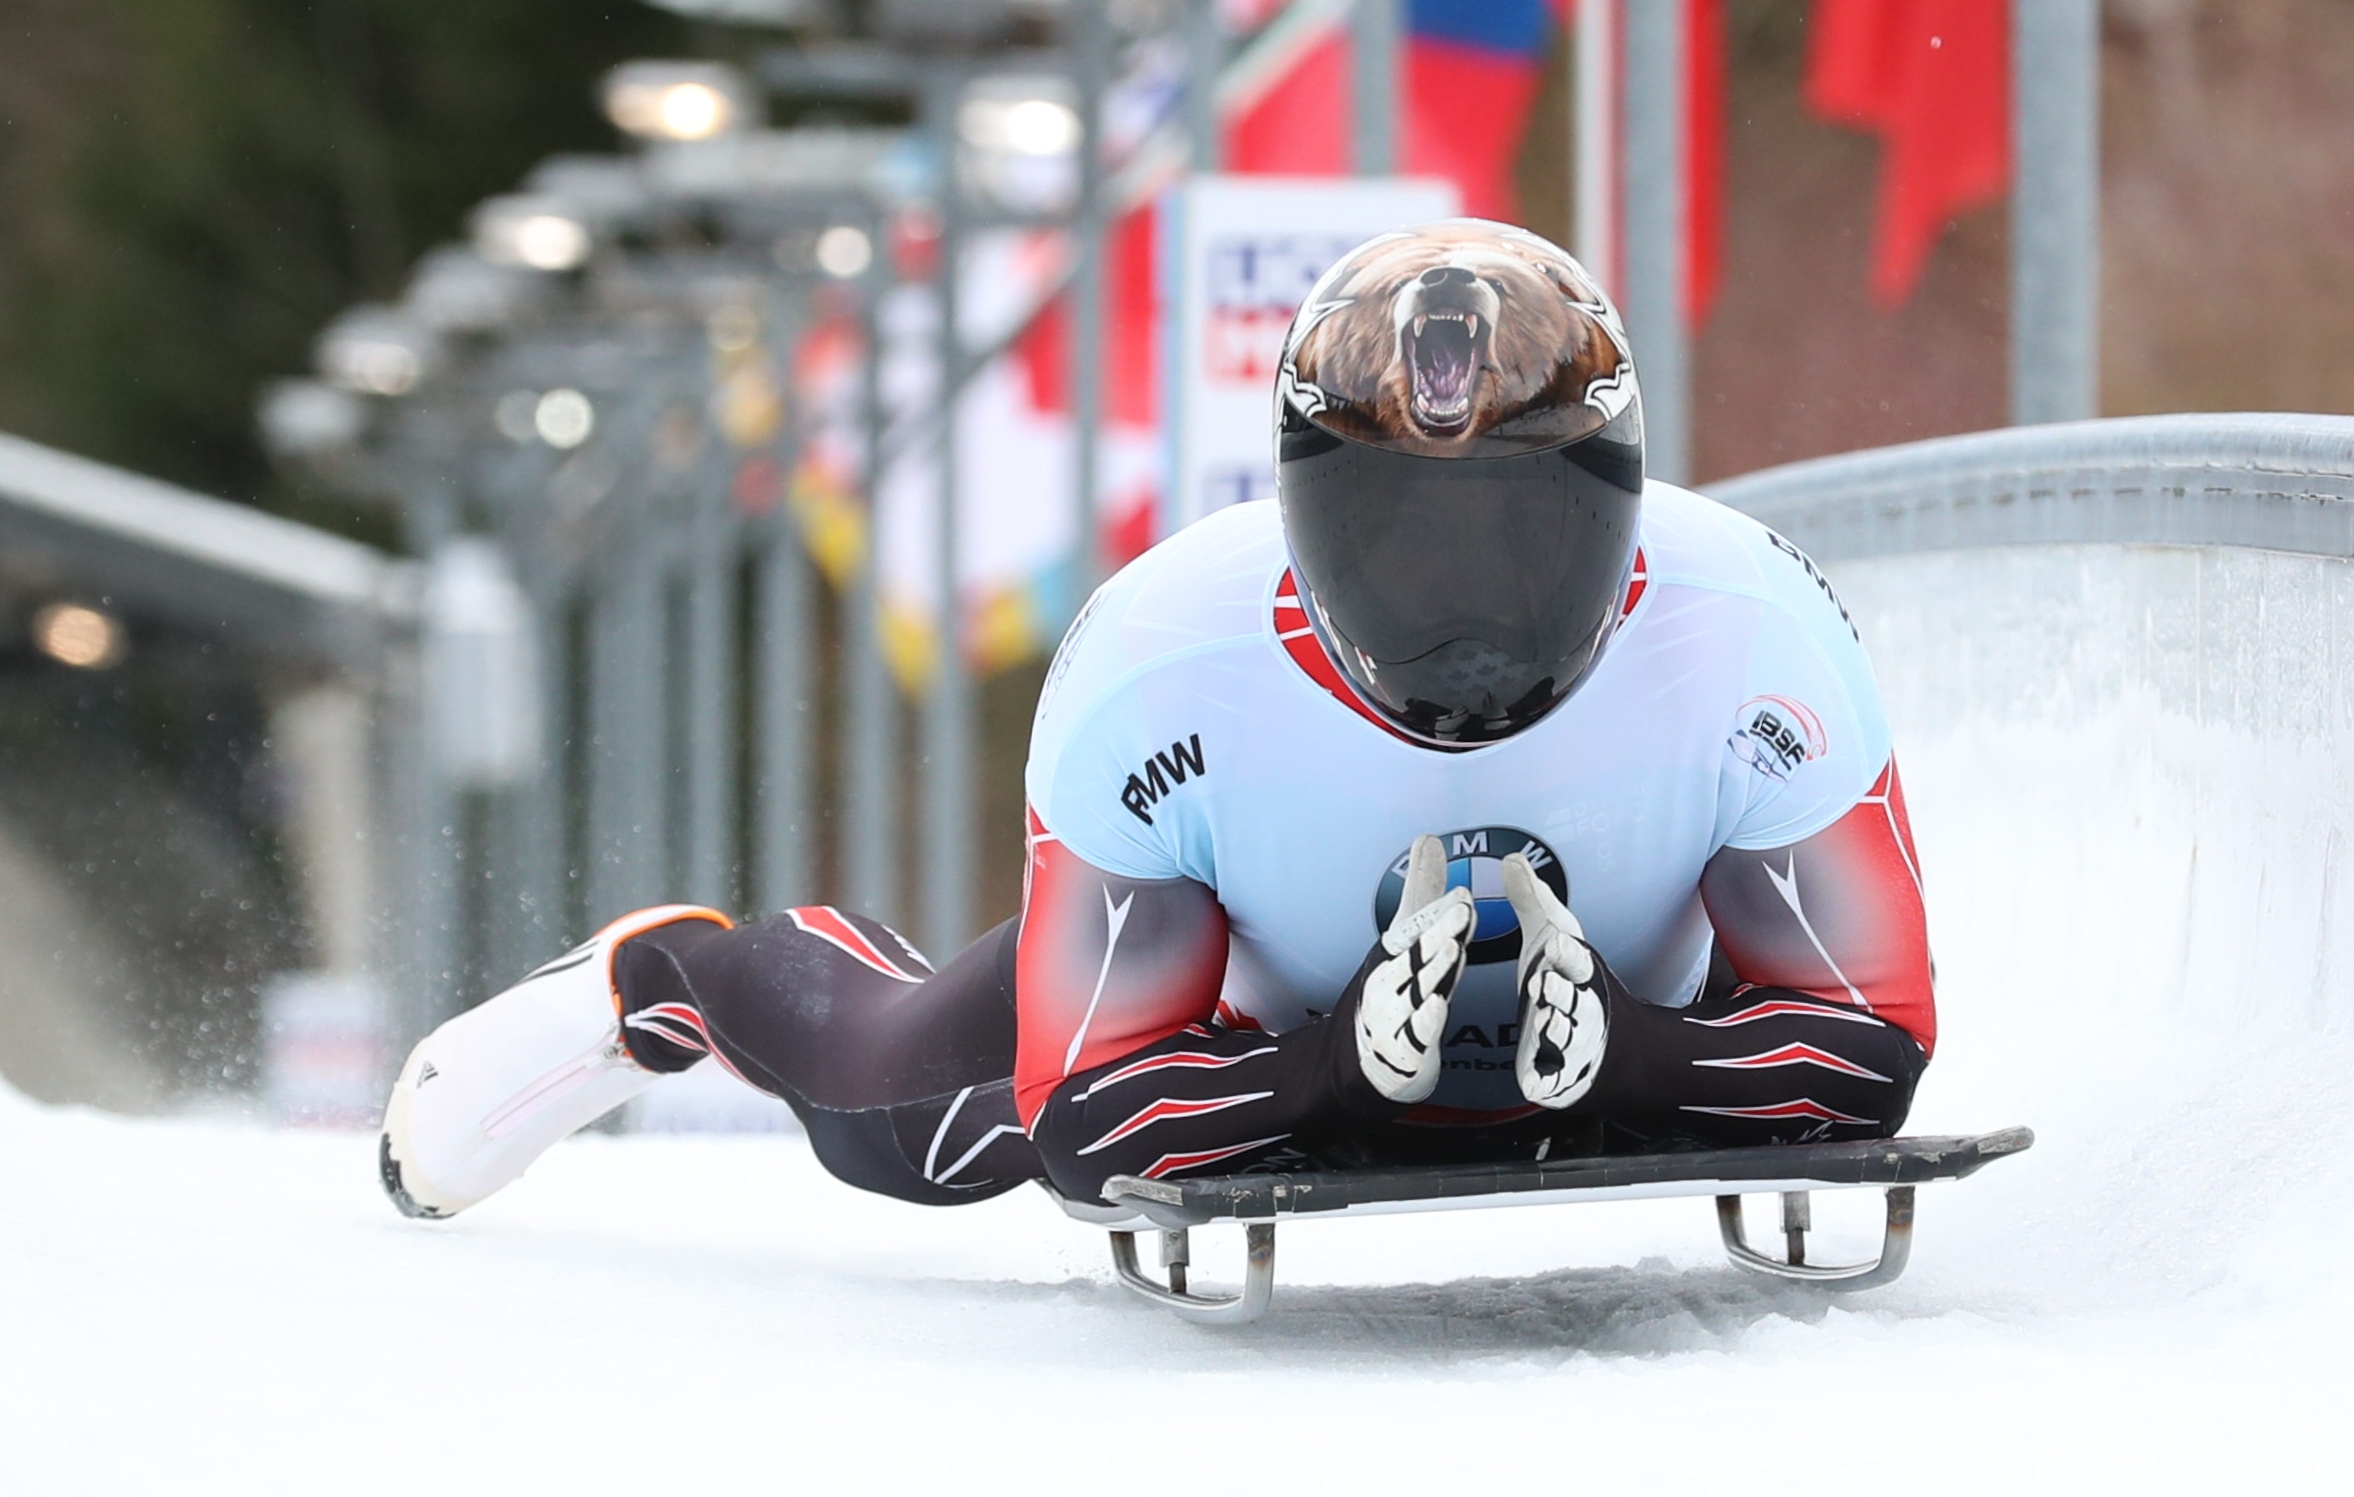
[1,542,2347,1493]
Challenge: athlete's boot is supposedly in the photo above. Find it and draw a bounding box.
[378,904,733,1218]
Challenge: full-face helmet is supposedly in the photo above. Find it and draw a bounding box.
[1276,219,1644,746]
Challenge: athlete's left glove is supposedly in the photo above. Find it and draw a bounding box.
[1502,852,1611,1109]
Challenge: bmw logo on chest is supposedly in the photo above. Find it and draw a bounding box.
[1372,826,1569,966]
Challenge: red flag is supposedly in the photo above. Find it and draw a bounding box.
[1013,203,1164,567]
[1226,4,1562,219]
[1225,30,1351,174]
[1806,0,2010,308]
[1403,40,1546,220]
[1018,203,1160,429]
[1685,0,1726,326]
[1805,0,1912,127]
[1871,1,2008,307]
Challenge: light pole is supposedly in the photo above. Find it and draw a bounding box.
[1070,0,1114,598]
[845,206,902,929]
[1352,0,1400,176]
[922,66,978,958]
[1619,0,1690,487]
[2010,0,2100,427]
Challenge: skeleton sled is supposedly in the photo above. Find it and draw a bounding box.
[1053,1128,2035,1325]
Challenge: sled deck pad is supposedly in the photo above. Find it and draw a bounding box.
[1102,1127,2033,1230]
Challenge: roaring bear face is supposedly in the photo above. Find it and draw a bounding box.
[1281,221,1635,459]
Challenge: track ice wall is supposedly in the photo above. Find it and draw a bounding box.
[1842,542,2354,1044]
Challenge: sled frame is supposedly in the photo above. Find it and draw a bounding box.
[1094,1127,2029,1324]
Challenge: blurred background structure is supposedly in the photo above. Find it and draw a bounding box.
[1,0,2349,1117]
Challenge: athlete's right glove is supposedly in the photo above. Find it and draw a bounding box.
[1502,851,1611,1109]
[1354,834,1475,1105]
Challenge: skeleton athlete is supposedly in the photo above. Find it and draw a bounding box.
[379,221,1935,1221]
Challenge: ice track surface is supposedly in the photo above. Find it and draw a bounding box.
[5,544,2351,1494]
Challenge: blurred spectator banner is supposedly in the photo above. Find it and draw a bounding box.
[1162,174,1459,534]
[261,972,386,1128]
[862,231,1166,689]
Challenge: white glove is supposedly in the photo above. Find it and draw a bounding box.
[1355,834,1475,1105]
[1502,852,1611,1110]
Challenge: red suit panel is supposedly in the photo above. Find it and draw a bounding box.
[1699,757,1936,1055]
[1013,807,1230,1128]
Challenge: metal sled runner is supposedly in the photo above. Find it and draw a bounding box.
[1080,1127,2034,1325]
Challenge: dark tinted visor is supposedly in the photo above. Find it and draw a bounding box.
[1279,409,1642,742]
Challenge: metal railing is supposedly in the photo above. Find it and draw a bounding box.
[1704,412,2354,562]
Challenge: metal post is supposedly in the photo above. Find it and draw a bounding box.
[512,579,570,951]
[447,450,525,1000]
[274,683,379,993]
[2011,0,2100,426]
[1620,0,1689,486]
[1573,0,1621,293]
[397,463,460,1031]
[1352,0,1400,176]
[583,563,629,928]
[378,637,440,1039]
[753,530,812,919]
[1185,0,1223,174]
[475,425,571,968]
[477,766,524,986]
[685,443,741,914]
[414,716,454,1021]
[586,501,667,926]
[923,72,978,957]
[1071,0,1113,597]
[845,235,900,928]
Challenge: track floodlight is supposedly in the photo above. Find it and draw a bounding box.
[603,62,759,143]
[315,307,441,397]
[470,197,596,273]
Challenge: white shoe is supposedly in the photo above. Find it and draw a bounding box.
[379,904,731,1218]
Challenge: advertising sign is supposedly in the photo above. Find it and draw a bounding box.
[1162,174,1460,534]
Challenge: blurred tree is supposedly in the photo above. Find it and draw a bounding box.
[0,0,689,523]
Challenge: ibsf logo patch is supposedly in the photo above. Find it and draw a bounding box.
[1372,826,1568,966]
[1729,695,1827,782]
